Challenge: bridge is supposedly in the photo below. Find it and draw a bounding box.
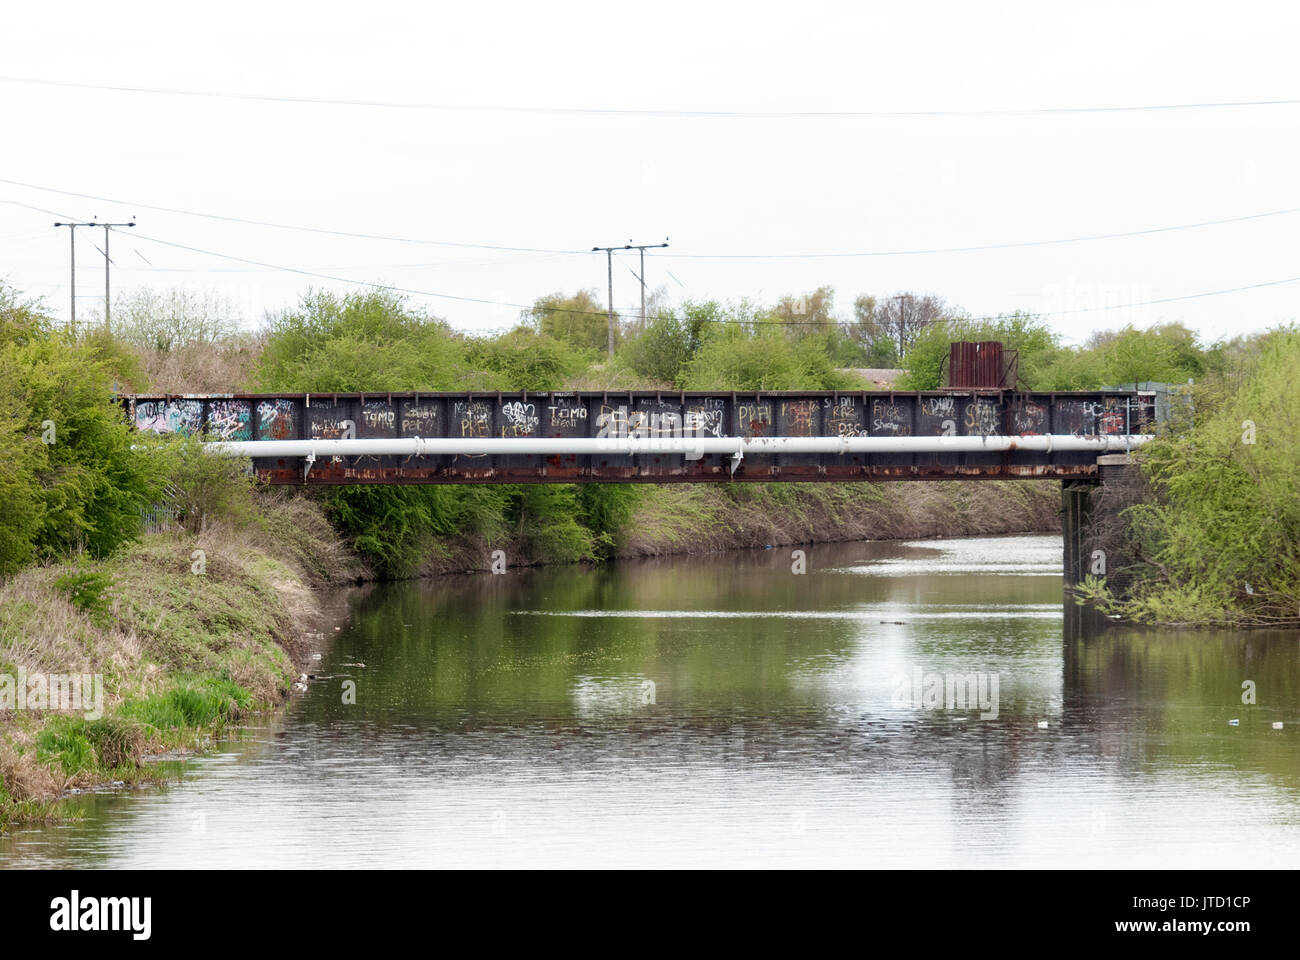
[124,388,1155,485]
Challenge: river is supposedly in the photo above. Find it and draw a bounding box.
[3,533,1298,868]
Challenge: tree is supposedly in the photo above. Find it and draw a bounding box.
[523,290,618,354]
[843,294,900,367]
[256,289,470,392]
[464,327,588,390]
[876,292,959,356]
[108,287,241,352]
[0,292,168,568]
[896,312,1059,389]
[678,324,858,390]
[770,286,836,338]
[618,312,692,384]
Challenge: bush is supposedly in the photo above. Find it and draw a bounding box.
[576,484,642,557]
[84,716,149,768]
[678,326,859,390]
[255,289,472,392]
[619,313,693,383]
[54,567,115,625]
[144,433,257,533]
[0,291,168,566]
[464,327,590,390]
[1106,326,1300,624]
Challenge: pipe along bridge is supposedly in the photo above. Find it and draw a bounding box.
[125,389,1155,486]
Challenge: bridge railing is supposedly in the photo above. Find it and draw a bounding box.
[122,389,1157,485]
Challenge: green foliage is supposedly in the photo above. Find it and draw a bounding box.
[33,715,151,775]
[576,484,642,557]
[512,485,597,563]
[121,678,253,732]
[618,312,694,383]
[862,336,900,367]
[83,716,149,769]
[109,287,240,353]
[464,327,589,390]
[0,283,51,347]
[0,386,44,576]
[1109,326,1300,624]
[679,324,858,390]
[1034,322,1212,391]
[895,322,954,390]
[36,718,95,777]
[326,485,441,578]
[523,290,615,354]
[0,292,168,568]
[143,433,257,533]
[256,289,472,392]
[54,566,115,625]
[896,313,1059,389]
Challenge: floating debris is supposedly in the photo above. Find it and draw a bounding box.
[1037,720,1049,729]
[1228,719,1240,726]
[1273,721,1284,730]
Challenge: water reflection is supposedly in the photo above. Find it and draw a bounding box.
[2,534,1297,868]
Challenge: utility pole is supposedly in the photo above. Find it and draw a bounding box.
[591,238,669,356]
[53,222,79,335]
[890,294,912,357]
[54,218,135,335]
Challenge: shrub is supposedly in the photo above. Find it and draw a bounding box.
[53,567,115,625]
[0,305,167,565]
[1106,326,1300,624]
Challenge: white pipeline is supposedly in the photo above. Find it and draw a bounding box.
[206,433,1152,458]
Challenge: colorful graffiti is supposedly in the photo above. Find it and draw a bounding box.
[135,399,203,435]
[256,399,297,440]
[206,399,252,440]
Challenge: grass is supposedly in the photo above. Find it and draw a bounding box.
[1,469,1058,829]
[618,479,1060,559]
[0,493,353,830]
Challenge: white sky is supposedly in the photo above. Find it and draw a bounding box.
[1,0,1297,345]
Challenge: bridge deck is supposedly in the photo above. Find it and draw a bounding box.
[124,389,1155,484]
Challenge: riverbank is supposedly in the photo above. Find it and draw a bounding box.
[0,476,1057,827]
[0,495,359,829]
[415,478,1061,574]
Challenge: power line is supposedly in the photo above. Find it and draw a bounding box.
[0,177,586,255]
[4,74,1300,119]
[0,198,85,220]
[7,177,1300,261]
[651,206,1300,259]
[130,230,527,309]
[125,227,1300,326]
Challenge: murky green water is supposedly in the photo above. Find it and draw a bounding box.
[3,534,1298,868]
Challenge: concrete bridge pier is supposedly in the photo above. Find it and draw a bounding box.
[1062,453,1142,589]
[1061,478,1099,588]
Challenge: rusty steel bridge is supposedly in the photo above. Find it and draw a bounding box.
[124,388,1156,485]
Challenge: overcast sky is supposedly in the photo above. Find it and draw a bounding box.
[2,0,1297,345]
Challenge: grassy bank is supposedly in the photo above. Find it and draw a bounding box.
[412,478,1060,574]
[0,495,358,829]
[1074,327,1300,626]
[1,476,1058,828]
